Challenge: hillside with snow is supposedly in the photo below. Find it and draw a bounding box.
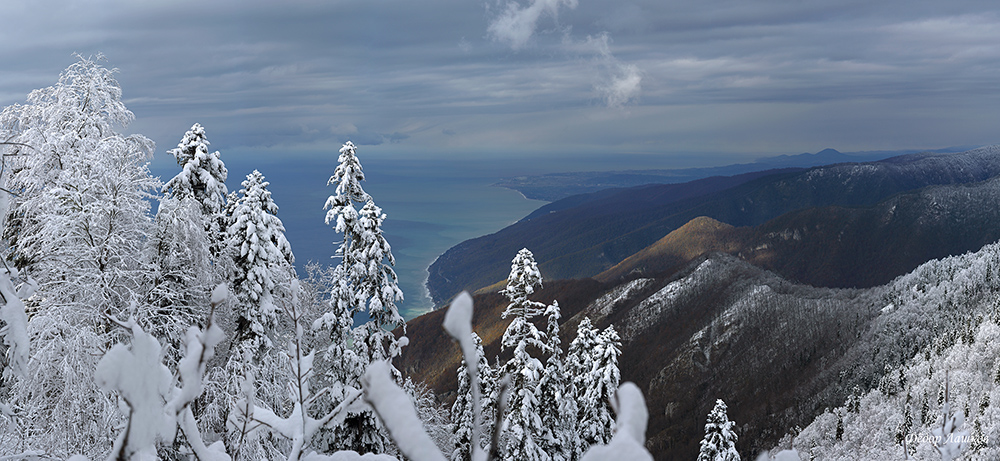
[407,229,1000,459]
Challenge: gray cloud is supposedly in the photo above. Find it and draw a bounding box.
[0,0,997,163]
[487,0,579,49]
[587,33,642,108]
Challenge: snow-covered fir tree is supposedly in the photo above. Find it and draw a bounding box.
[145,124,229,369]
[498,248,550,461]
[314,263,363,403]
[349,201,406,366]
[697,399,740,461]
[451,332,494,461]
[228,169,295,351]
[566,317,598,458]
[162,123,228,216]
[223,169,296,458]
[162,122,230,264]
[315,141,405,454]
[582,325,622,448]
[0,55,160,458]
[537,301,578,461]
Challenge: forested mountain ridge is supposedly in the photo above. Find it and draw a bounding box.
[404,237,1000,459]
[597,174,1000,288]
[427,146,1000,305]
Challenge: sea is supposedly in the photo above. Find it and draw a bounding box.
[151,153,550,321]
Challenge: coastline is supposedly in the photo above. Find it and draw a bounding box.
[417,184,548,315]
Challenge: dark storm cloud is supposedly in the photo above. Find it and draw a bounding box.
[1,0,999,163]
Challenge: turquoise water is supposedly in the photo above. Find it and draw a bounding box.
[168,155,548,321]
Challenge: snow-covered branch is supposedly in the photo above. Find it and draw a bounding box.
[97,284,231,461]
[227,279,369,460]
[362,361,446,461]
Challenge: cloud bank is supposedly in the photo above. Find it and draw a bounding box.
[1,0,998,161]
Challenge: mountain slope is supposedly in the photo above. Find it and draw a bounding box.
[403,239,1000,460]
[596,175,1000,289]
[428,146,1000,304]
[789,298,1000,459]
[593,216,742,283]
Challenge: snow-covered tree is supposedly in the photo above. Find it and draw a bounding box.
[566,317,598,458]
[145,196,214,367]
[0,55,144,271]
[223,169,296,459]
[536,301,577,461]
[451,333,493,461]
[315,141,405,455]
[498,248,549,461]
[313,263,363,392]
[582,325,622,448]
[501,249,546,324]
[0,56,160,458]
[0,142,35,404]
[321,142,405,365]
[349,201,405,366]
[697,399,740,461]
[162,123,230,270]
[228,169,295,352]
[163,123,228,216]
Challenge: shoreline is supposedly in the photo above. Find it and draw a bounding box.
[417,185,549,315]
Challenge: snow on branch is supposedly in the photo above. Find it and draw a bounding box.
[579,382,654,461]
[95,285,231,461]
[443,292,487,461]
[0,268,34,379]
[362,361,446,461]
[226,279,369,460]
[96,316,174,460]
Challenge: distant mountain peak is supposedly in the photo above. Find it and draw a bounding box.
[815,148,841,156]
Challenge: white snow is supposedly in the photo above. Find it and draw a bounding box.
[0,271,31,377]
[362,361,446,461]
[580,383,653,461]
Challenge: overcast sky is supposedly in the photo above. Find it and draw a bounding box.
[2,0,999,168]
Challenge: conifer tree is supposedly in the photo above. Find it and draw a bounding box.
[228,169,295,351]
[322,142,404,367]
[697,399,739,461]
[498,248,549,461]
[537,301,577,461]
[147,124,228,369]
[222,169,296,459]
[162,122,229,262]
[317,141,404,454]
[451,333,494,461]
[163,123,228,215]
[566,317,598,458]
[581,325,622,448]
